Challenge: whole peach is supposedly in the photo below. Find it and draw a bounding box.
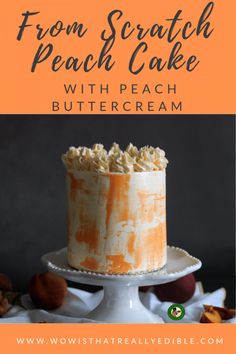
[29,272,67,310]
[154,273,196,303]
[0,273,13,291]
[0,291,11,316]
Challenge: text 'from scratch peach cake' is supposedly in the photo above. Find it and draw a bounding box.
[62,143,168,274]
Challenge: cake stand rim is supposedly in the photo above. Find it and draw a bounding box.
[41,246,202,287]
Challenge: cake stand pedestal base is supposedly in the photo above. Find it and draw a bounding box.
[86,285,163,323]
[41,246,201,324]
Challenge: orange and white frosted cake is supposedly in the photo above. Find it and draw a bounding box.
[62,143,168,274]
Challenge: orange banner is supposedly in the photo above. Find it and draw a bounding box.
[0,0,235,114]
[0,324,235,354]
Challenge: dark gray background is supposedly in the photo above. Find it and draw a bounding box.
[0,115,235,306]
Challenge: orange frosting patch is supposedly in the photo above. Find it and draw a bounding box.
[68,173,92,200]
[105,174,131,233]
[68,173,84,190]
[80,257,99,271]
[134,247,142,268]
[138,191,165,223]
[142,223,166,270]
[127,232,135,256]
[106,255,132,273]
[76,223,99,253]
[68,173,84,200]
[68,173,99,253]
[76,205,99,253]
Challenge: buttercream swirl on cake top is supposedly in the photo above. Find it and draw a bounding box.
[62,143,168,173]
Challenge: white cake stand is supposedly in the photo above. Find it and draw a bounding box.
[41,246,201,323]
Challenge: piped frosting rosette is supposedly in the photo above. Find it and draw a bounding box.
[62,142,168,173]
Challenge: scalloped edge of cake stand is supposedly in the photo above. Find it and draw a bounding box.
[41,246,202,287]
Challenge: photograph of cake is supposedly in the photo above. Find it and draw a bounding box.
[0,115,235,323]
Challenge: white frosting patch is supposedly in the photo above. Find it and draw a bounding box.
[62,143,168,173]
